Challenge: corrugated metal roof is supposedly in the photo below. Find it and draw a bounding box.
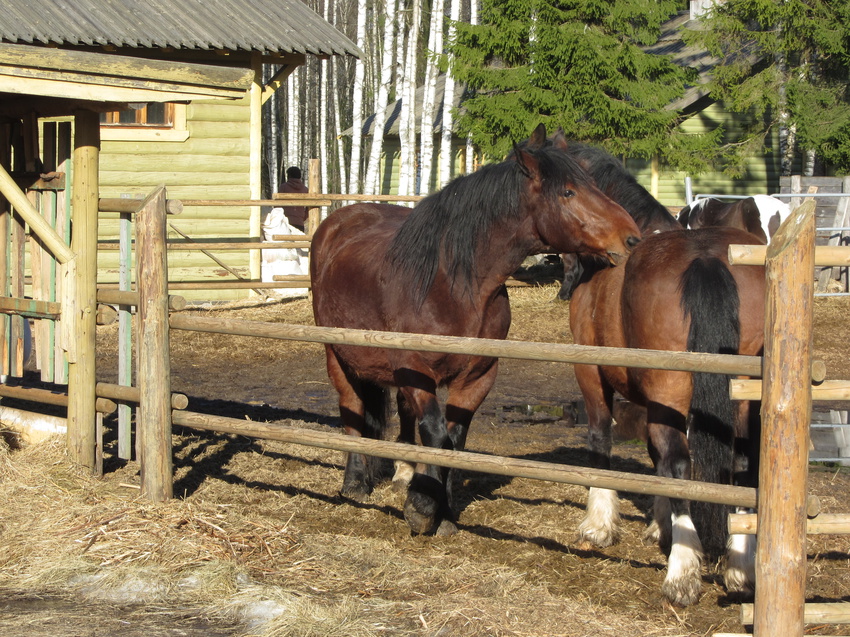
[0,0,361,57]
[644,11,719,111]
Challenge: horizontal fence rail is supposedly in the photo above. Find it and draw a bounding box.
[169,314,768,377]
[172,409,758,508]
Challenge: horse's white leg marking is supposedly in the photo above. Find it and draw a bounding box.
[724,507,756,593]
[577,487,620,548]
[662,512,703,606]
[392,460,415,490]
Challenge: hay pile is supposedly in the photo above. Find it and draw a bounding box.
[0,426,681,637]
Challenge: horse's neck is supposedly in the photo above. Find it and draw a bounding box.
[470,226,537,297]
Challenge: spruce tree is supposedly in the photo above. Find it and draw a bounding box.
[450,0,720,169]
[685,0,850,174]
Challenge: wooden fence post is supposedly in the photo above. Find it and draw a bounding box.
[67,110,99,470]
[136,186,173,502]
[754,200,816,636]
[307,158,321,235]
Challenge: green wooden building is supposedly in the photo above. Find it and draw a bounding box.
[1,0,360,302]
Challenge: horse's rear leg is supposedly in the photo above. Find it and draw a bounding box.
[647,405,703,607]
[575,364,620,548]
[724,399,758,595]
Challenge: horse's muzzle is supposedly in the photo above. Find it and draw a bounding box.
[606,234,641,265]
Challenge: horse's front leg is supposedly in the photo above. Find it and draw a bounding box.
[391,389,416,492]
[435,363,499,534]
[574,363,620,548]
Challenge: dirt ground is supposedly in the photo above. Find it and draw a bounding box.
[1,278,849,636]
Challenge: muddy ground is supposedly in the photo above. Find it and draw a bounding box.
[0,279,849,636]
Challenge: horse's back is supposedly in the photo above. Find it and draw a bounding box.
[311,203,410,329]
[622,228,765,355]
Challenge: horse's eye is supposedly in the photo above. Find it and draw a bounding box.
[563,189,575,198]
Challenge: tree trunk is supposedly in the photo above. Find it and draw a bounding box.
[418,0,444,195]
[440,0,460,188]
[465,0,478,174]
[347,0,368,194]
[398,1,421,197]
[365,0,399,195]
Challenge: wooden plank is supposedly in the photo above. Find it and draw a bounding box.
[730,244,850,267]
[743,602,850,625]
[0,296,60,319]
[172,409,758,508]
[0,43,254,89]
[730,513,850,535]
[168,313,765,377]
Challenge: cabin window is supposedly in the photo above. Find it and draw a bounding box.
[100,103,175,127]
[99,103,189,142]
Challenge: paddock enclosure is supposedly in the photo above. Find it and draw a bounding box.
[0,148,848,637]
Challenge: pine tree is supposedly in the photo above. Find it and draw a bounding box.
[449,0,720,170]
[685,0,850,174]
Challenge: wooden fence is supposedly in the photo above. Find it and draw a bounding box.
[0,152,848,634]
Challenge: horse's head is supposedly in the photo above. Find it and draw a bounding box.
[514,127,641,264]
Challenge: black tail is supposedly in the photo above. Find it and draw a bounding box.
[680,257,739,558]
[361,381,393,485]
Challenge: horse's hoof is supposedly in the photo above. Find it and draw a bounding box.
[576,521,618,548]
[662,576,701,607]
[435,518,458,536]
[340,480,371,501]
[404,500,437,535]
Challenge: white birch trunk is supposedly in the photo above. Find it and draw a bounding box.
[319,0,331,195]
[333,56,348,194]
[364,0,399,195]
[439,0,460,188]
[418,0,444,195]
[398,1,421,197]
[287,69,302,166]
[465,0,478,173]
[347,0,368,194]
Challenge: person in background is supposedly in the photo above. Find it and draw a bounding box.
[279,166,309,232]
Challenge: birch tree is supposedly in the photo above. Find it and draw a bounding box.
[398,0,422,197]
[347,0,368,193]
[465,0,478,174]
[418,0,445,194]
[319,0,331,195]
[440,0,461,187]
[364,0,399,195]
[286,68,301,168]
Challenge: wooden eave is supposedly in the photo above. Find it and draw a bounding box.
[0,42,255,116]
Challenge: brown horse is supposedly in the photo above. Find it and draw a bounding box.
[311,124,641,536]
[569,227,765,606]
[677,195,790,244]
[554,141,682,300]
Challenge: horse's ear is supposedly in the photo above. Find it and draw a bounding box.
[550,127,569,151]
[512,143,533,178]
[528,123,547,148]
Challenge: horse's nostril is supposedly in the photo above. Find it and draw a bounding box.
[627,235,641,248]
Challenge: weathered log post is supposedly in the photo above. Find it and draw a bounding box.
[67,110,100,470]
[136,186,173,502]
[753,200,816,636]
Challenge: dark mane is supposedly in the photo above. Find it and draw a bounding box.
[387,146,593,306]
[565,143,679,233]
